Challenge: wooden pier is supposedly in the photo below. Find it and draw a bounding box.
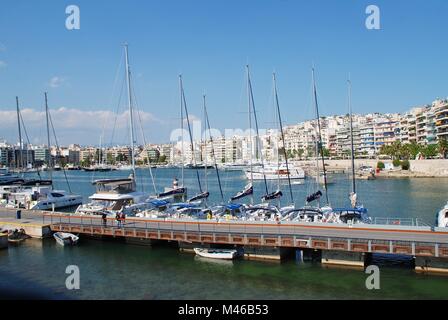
[1,208,448,272]
[43,213,448,259]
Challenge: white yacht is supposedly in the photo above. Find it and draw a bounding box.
[245,163,305,180]
[0,168,22,185]
[76,176,149,216]
[4,185,82,210]
[437,202,448,228]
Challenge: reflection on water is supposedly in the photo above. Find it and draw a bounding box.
[193,255,235,267]
[0,239,448,300]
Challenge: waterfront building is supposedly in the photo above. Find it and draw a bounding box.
[373,118,399,151]
[336,124,362,158]
[34,148,51,165]
[0,147,8,166]
[434,99,448,141]
[147,148,160,162]
[359,122,375,157]
[158,144,172,162]
[68,150,80,165]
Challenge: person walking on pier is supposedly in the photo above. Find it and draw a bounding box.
[102,212,107,227]
[120,212,126,227]
[116,212,121,228]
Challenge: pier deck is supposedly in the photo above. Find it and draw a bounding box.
[1,208,447,258]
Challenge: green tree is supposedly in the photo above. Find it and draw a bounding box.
[398,144,411,160]
[116,153,128,163]
[380,141,402,160]
[106,153,116,165]
[401,160,410,170]
[421,144,438,159]
[159,155,167,163]
[322,147,330,158]
[438,138,448,159]
[407,141,421,160]
[392,159,401,167]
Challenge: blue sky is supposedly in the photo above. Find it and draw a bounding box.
[0,0,447,145]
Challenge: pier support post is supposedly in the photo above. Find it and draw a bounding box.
[0,233,7,249]
[415,256,448,275]
[242,246,294,261]
[321,250,365,269]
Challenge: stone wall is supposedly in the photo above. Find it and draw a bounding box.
[291,159,448,176]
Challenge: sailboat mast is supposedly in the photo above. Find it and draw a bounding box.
[202,95,208,193]
[203,95,224,203]
[246,65,254,205]
[124,43,136,179]
[15,96,23,171]
[312,68,329,205]
[179,75,202,193]
[179,75,185,187]
[273,73,294,204]
[44,92,53,182]
[247,66,268,196]
[348,78,356,194]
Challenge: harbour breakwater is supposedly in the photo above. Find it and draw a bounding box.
[291,159,448,177]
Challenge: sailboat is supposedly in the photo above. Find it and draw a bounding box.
[247,75,305,184]
[270,72,296,213]
[330,78,370,224]
[76,44,149,216]
[82,135,116,172]
[152,76,208,220]
[157,77,192,203]
[282,68,333,222]
[178,75,209,205]
[232,66,282,222]
[201,94,247,219]
[4,94,82,211]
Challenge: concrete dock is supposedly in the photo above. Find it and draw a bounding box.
[0,209,52,239]
[1,207,448,273]
[0,233,7,249]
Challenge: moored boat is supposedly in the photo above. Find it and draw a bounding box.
[193,248,238,260]
[437,201,448,227]
[7,228,30,243]
[245,164,305,181]
[5,186,82,210]
[54,232,79,246]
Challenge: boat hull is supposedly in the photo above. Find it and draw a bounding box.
[194,248,238,260]
[31,195,83,210]
[437,203,448,228]
[54,232,79,246]
[245,171,305,180]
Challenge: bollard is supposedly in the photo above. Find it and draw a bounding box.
[16,210,21,220]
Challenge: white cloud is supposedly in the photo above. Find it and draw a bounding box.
[0,61,6,68]
[48,76,67,88]
[0,107,160,145]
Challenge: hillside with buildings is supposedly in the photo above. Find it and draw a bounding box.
[1,98,447,169]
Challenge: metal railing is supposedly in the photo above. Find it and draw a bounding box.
[373,217,431,227]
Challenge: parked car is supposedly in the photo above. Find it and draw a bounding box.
[359,165,374,173]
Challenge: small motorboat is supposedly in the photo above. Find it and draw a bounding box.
[193,248,238,260]
[54,232,79,246]
[437,201,448,228]
[8,228,30,243]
